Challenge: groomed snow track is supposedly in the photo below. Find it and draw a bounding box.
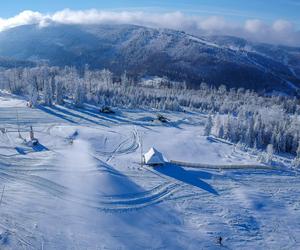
[170,160,274,170]
[0,168,181,212]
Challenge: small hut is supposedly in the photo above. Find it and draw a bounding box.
[143,147,165,166]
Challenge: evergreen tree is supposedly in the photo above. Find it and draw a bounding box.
[244,115,254,146]
[55,78,64,105]
[121,71,130,87]
[74,80,85,108]
[266,144,274,163]
[27,75,39,107]
[43,79,53,106]
[204,115,213,136]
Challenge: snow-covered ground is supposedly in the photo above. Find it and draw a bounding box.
[0,92,299,250]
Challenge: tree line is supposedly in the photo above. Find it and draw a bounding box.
[0,65,299,161]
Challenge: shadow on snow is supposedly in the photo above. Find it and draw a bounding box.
[154,163,219,195]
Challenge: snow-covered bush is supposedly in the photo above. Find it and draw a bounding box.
[259,144,274,164]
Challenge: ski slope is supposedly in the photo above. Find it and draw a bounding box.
[0,92,299,250]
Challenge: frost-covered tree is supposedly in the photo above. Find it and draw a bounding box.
[55,77,64,105]
[84,64,92,93]
[24,69,39,106]
[121,71,130,87]
[292,142,300,168]
[74,80,85,108]
[204,115,213,136]
[43,79,53,106]
[100,69,113,86]
[245,116,254,147]
[266,144,274,163]
[6,68,24,94]
[214,115,224,138]
[28,82,38,106]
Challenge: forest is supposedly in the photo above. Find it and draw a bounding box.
[0,66,299,162]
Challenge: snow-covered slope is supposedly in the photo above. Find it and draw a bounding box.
[0,92,299,249]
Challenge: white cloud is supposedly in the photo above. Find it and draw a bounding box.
[272,19,293,32]
[242,18,300,45]
[0,9,299,46]
[245,19,266,33]
[196,16,226,31]
[0,10,44,31]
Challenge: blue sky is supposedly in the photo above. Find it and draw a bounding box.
[0,0,299,26]
[0,0,299,46]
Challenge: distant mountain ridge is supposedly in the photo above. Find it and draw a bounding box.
[0,23,299,95]
[0,56,36,68]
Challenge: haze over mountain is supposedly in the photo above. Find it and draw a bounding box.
[0,23,299,94]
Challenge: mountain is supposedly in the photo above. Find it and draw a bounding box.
[0,23,299,94]
[0,56,35,68]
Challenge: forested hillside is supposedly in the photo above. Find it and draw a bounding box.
[0,24,299,94]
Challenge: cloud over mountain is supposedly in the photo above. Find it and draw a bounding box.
[0,9,299,46]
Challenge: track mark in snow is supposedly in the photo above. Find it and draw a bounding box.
[103,130,139,162]
[0,168,181,211]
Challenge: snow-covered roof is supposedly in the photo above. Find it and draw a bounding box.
[143,147,165,165]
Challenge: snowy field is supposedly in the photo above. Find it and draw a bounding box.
[0,92,299,250]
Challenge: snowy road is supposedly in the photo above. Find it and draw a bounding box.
[0,94,300,249]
